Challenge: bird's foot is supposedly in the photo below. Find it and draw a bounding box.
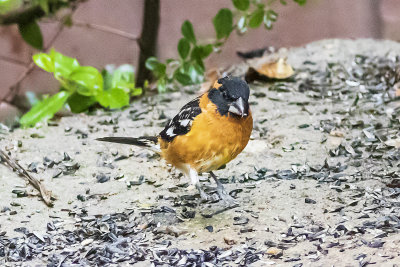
[196,183,210,202]
[210,171,238,207]
[215,185,238,207]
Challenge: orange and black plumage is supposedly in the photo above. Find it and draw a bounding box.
[97,76,253,204]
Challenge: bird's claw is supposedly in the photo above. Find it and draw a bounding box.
[216,186,238,207]
[196,183,210,202]
[210,171,238,207]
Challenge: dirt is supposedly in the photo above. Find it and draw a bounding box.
[0,39,399,266]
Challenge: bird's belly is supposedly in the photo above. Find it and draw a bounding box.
[160,109,253,174]
[194,146,240,173]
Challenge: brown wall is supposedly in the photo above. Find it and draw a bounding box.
[0,0,399,121]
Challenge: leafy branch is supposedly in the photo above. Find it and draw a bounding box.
[20,49,141,127]
[5,0,306,127]
[0,0,83,49]
[146,0,307,92]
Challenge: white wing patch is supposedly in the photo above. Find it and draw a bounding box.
[180,119,191,127]
[166,127,176,137]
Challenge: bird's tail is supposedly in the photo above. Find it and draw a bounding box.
[96,136,160,153]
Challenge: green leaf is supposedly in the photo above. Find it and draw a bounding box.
[213,8,233,39]
[174,70,193,86]
[188,63,205,84]
[51,49,80,80]
[32,53,54,72]
[38,0,49,13]
[180,62,204,84]
[232,0,249,11]
[67,66,103,96]
[266,9,278,22]
[20,91,70,127]
[264,16,273,29]
[166,58,178,64]
[103,64,136,96]
[131,87,143,97]
[237,16,247,33]
[67,92,96,113]
[18,21,43,50]
[280,0,287,5]
[102,68,113,91]
[111,64,135,90]
[264,9,278,30]
[96,87,129,109]
[178,38,191,59]
[293,0,306,5]
[191,44,213,61]
[181,20,196,44]
[157,78,167,93]
[145,57,166,78]
[0,0,22,14]
[249,7,265,28]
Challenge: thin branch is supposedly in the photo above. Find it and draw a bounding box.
[0,0,80,25]
[0,55,28,67]
[73,20,139,41]
[1,7,78,104]
[0,149,54,207]
[2,61,36,103]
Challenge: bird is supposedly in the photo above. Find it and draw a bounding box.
[97,76,253,206]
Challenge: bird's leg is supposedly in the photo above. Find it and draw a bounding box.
[189,168,209,201]
[209,171,238,206]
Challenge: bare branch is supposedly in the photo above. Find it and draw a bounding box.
[0,149,54,207]
[0,55,28,67]
[1,6,78,105]
[0,0,81,25]
[73,20,139,41]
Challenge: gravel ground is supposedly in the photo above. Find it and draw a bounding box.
[0,39,399,266]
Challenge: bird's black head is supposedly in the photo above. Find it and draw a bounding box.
[208,76,250,118]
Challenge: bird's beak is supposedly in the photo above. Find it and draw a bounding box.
[228,97,248,117]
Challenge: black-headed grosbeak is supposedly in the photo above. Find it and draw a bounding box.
[97,76,253,205]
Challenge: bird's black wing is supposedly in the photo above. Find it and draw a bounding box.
[159,96,202,142]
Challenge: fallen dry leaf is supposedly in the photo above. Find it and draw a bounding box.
[223,236,237,245]
[257,58,294,79]
[245,57,294,83]
[330,130,345,137]
[266,247,283,257]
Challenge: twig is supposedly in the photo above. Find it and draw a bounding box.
[1,6,77,104]
[0,0,81,25]
[2,61,36,103]
[73,20,138,41]
[0,149,54,207]
[0,55,28,67]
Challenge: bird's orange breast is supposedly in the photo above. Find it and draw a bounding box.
[159,94,253,173]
